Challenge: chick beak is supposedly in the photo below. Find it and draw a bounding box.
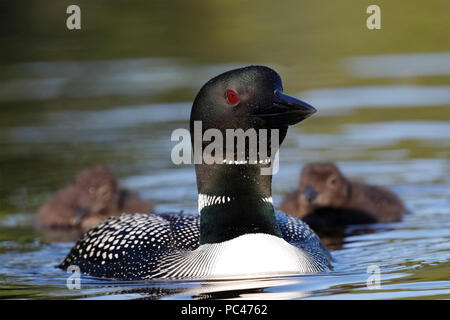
[304,185,318,203]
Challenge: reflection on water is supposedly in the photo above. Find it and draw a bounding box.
[0,59,245,102]
[343,53,450,78]
[300,85,450,112]
[6,103,190,143]
[0,0,449,300]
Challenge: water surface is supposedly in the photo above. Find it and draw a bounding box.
[0,0,449,299]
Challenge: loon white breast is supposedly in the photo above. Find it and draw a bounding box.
[59,65,332,280]
[156,233,324,280]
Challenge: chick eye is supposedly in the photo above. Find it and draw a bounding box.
[226,90,239,104]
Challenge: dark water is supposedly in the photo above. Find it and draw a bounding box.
[0,1,449,299]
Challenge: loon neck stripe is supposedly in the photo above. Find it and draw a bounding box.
[221,158,272,165]
[198,193,273,214]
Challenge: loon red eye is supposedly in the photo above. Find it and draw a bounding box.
[226,90,239,104]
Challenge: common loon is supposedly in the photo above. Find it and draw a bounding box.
[279,162,407,228]
[59,65,332,280]
[37,165,154,232]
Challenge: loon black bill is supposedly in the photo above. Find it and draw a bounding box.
[255,89,316,126]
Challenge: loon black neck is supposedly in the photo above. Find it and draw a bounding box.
[196,163,282,244]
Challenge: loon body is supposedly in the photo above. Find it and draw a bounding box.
[59,65,332,280]
[60,211,330,279]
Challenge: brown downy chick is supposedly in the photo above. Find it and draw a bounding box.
[279,163,407,227]
[37,166,154,232]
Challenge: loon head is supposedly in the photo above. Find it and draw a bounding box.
[189,65,317,244]
[190,65,315,153]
